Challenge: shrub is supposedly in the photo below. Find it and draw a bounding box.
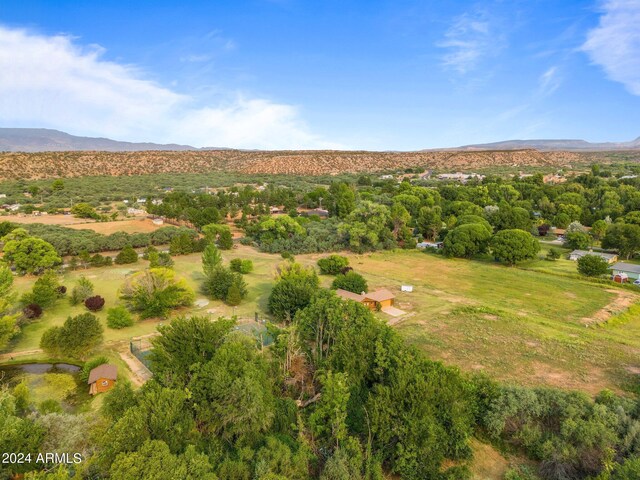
[23,303,43,319]
[40,312,104,359]
[317,255,350,275]
[331,271,368,294]
[577,254,610,277]
[120,268,194,319]
[85,295,106,311]
[21,271,61,309]
[203,266,248,302]
[546,248,561,261]
[70,276,94,305]
[230,258,253,274]
[115,245,138,264]
[56,285,67,296]
[106,306,134,329]
[226,281,243,306]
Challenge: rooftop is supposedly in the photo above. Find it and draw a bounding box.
[610,262,640,274]
[87,364,118,384]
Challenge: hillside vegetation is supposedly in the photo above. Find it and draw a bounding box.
[1,149,634,179]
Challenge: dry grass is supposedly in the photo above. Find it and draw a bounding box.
[66,218,162,235]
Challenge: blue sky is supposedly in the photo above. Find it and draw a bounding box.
[0,0,638,149]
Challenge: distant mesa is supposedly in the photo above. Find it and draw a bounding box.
[454,137,640,152]
[0,128,229,152]
[0,128,638,153]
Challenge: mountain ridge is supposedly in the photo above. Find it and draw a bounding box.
[0,128,639,153]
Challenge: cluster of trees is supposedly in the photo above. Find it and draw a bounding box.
[201,244,247,306]
[238,170,640,264]
[40,312,103,359]
[8,223,199,257]
[1,228,61,274]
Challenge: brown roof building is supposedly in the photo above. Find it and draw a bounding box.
[88,364,118,395]
[335,288,395,311]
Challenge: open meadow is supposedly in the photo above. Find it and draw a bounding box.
[5,244,640,396]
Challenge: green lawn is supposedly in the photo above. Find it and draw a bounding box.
[6,245,640,394]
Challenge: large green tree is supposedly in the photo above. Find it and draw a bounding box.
[2,236,61,275]
[268,262,319,322]
[602,223,640,259]
[490,229,540,265]
[442,223,492,258]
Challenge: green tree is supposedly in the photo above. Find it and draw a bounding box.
[40,312,104,359]
[70,203,99,219]
[591,219,609,240]
[2,236,61,274]
[577,254,610,277]
[317,255,349,275]
[202,266,247,302]
[602,223,640,259]
[225,280,243,306]
[268,262,320,322]
[188,336,275,442]
[21,271,61,308]
[563,231,592,250]
[107,306,134,329]
[230,258,253,274]
[331,271,368,294]
[70,276,94,305]
[442,224,492,258]
[490,229,540,265]
[417,206,443,241]
[149,315,236,388]
[328,182,356,218]
[119,268,195,319]
[115,245,139,264]
[202,224,233,249]
[202,243,223,277]
[310,371,350,448]
[0,266,19,348]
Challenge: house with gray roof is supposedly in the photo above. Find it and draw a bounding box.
[609,262,640,281]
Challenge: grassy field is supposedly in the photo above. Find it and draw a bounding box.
[5,244,640,395]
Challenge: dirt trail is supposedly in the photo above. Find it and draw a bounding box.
[0,348,43,362]
[582,289,638,325]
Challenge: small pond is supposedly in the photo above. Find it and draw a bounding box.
[0,362,90,412]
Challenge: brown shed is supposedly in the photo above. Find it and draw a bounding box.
[88,364,118,395]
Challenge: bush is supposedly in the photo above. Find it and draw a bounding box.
[317,255,350,275]
[40,312,104,359]
[230,258,253,274]
[203,266,248,302]
[21,271,61,309]
[70,276,94,305]
[85,295,106,311]
[577,254,610,277]
[106,306,134,329]
[23,303,43,319]
[120,268,195,319]
[56,285,67,296]
[331,271,368,294]
[546,248,561,261]
[115,245,138,264]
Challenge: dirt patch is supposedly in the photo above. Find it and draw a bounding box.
[581,289,638,325]
[468,438,511,480]
[1,214,89,225]
[529,361,610,395]
[67,218,162,235]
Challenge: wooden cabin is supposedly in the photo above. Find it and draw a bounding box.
[335,288,395,311]
[88,364,118,395]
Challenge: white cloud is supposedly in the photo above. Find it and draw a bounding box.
[0,26,339,149]
[438,10,504,74]
[538,66,562,95]
[582,0,640,95]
